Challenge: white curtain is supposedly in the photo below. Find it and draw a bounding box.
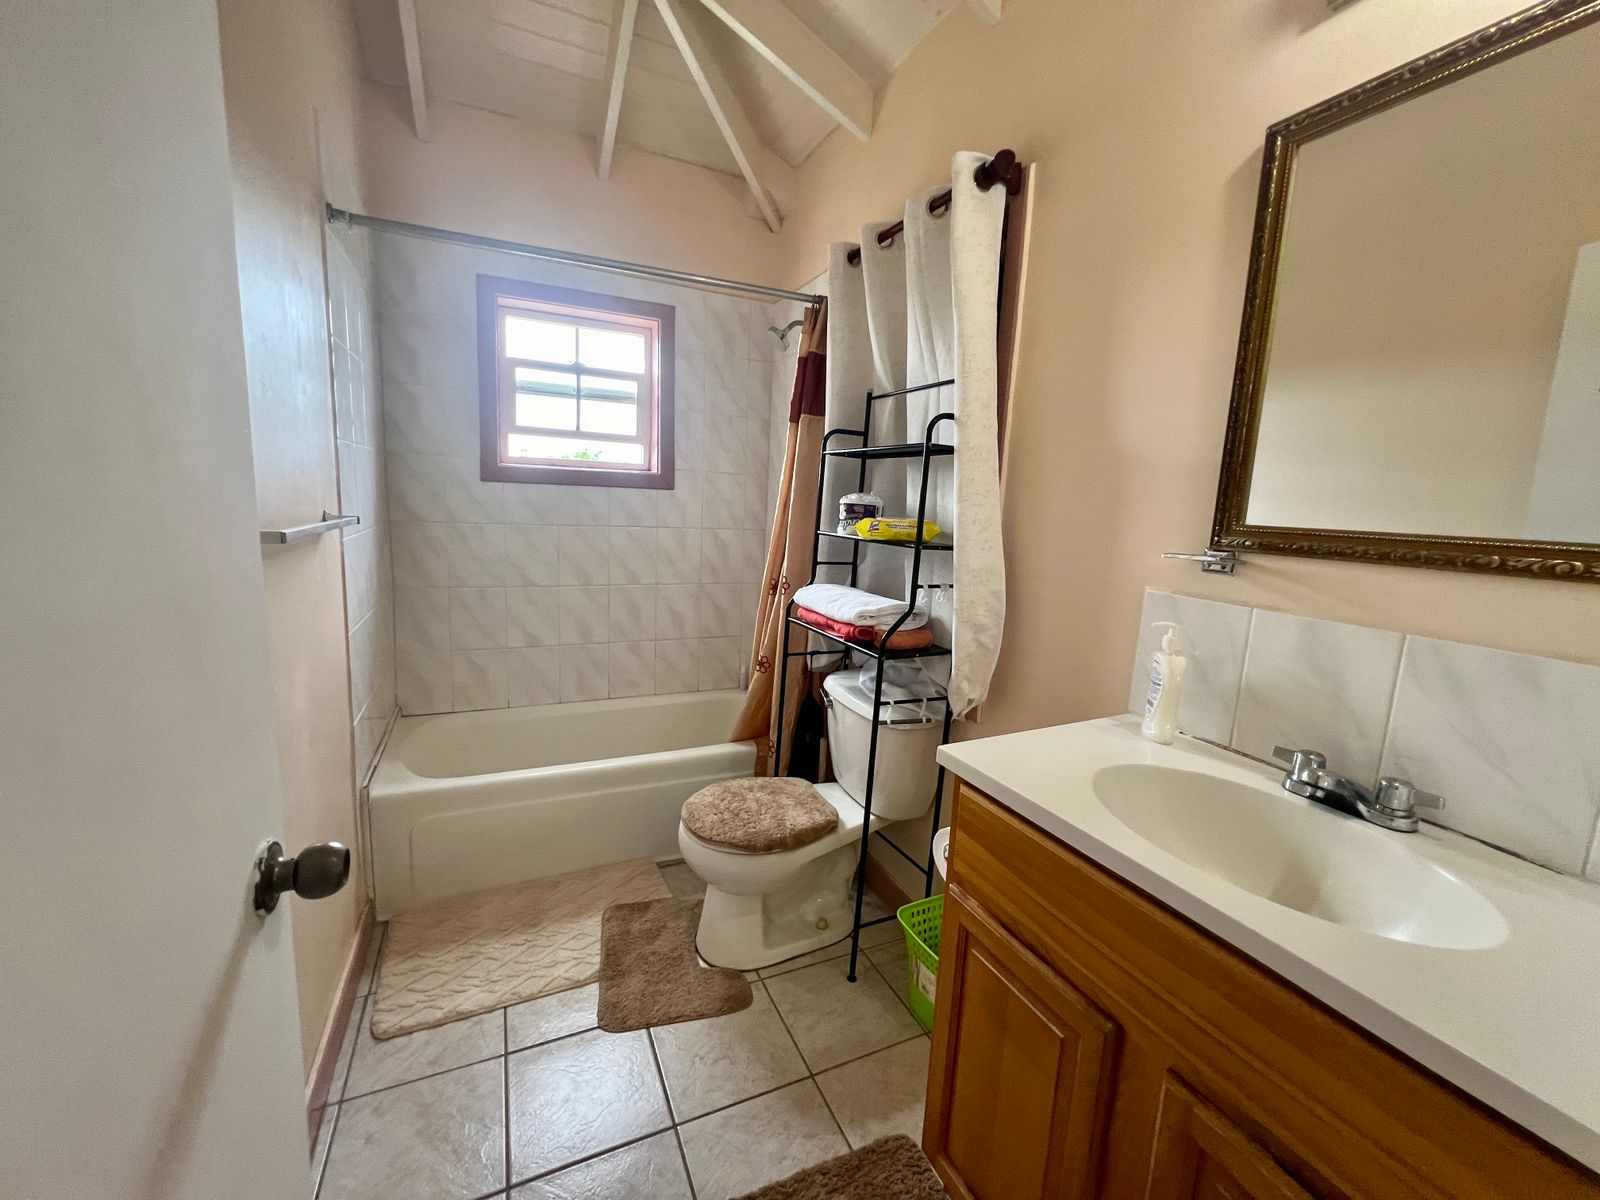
[823,152,1008,717]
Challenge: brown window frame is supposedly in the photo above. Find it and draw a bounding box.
[477,275,675,489]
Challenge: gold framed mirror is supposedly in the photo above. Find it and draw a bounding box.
[1213,0,1600,582]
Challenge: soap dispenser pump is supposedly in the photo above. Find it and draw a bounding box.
[1142,621,1187,745]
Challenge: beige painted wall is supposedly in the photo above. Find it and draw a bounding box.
[218,0,372,1078]
[358,84,788,287]
[776,0,1600,744]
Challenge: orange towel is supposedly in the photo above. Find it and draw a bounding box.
[795,606,936,650]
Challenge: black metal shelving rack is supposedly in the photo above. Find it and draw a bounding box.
[771,379,957,983]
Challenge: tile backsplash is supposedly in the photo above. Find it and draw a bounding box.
[374,233,778,714]
[1129,590,1600,879]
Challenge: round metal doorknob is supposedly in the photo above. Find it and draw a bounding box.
[253,840,351,914]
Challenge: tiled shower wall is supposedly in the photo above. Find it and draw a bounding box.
[327,223,396,783]
[1128,589,1600,880]
[374,233,780,714]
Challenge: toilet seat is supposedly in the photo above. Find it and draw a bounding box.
[678,783,879,892]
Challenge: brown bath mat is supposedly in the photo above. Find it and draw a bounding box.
[731,1135,947,1200]
[597,897,752,1032]
[371,859,670,1039]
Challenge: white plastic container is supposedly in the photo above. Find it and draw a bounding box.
[1141,620,1188,745]
[823,670,942,820]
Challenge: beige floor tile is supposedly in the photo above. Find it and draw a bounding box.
[506,983,597,1051]
[344,1008,503,1100]
[512,1131,692,1199]
[319,1060,504,1200]
[651,984,808,1121]
[660,862,706,900]
[866,939,915,1014]
[815,1037,931,1148]
[329,994,368,1098]
[677,1080,848,1200]
[755,938,851,979]
[508,1028,671,1180]
[764,956,921,1071]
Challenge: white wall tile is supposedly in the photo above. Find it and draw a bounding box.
[657,585,701,641]
[656,529,702,585]
[391,522,450,588]
[453,649,508,711]
[1232,610,1404,784]
[558,486,610,527]
[655,639,700,695]
[396,587,450,651]
[610,585,657,642]
[659,471,703,529]
[609,642,657,698]
[608,489,658,527]
[608,528,657,585]
[559,586,610,645]
[449,587,507,650]
[560,644,610,703]
[700,584,749,640]
[504,526,559,587]
[1382,637,1600,875]
[701,472,745,529]
[507,647,561,707]
[558,526,610,586]
[507,587,560,648]
[397,649,453,714]
[383,378,477,458]
[699,637,742,690]
[1126,590,1252,745]
[501,482,560,526]
[446,524,508,587]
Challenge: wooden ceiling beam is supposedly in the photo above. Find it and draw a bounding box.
[597,0,640,177]
[652,0,785,231]
[692,0,873,142]
[396,0,430,140]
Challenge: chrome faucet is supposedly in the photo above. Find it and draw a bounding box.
[1272,746,1445,833]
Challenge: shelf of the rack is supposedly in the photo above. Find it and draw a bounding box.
[786,614,951,660]
[822,442,955,461]
[817,529,953,552]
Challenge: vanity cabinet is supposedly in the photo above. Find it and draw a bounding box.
[923,783,1600,1200]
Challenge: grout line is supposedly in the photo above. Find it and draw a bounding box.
[507,1124,676,1193]
[502,1006,511,1195]
[341,1051,504,1105]
[649,1030,698,1199]
[808,1070,854,1150]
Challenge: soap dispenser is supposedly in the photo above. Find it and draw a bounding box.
[1141,621,1187,745]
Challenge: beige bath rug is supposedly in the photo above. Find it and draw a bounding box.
[371,859,670,1039]
[731,1135,947,1200]
[596,897,752,1032]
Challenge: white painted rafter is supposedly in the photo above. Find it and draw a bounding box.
[968,0,1001,27]
[597,0,640,177]
[651,0,786,231]
[396,0,430,140]
[692,0,873,142]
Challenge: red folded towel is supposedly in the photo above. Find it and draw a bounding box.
[795,606,935,650]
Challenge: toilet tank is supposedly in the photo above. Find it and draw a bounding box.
[822,670,942,821]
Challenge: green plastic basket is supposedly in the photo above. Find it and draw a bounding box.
[897,894,944,1033]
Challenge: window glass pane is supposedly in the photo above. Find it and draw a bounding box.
[514,367,577,429]
[504,314,575,363]
[579,376,638,436]
[507,433,646,466]
[578,326,647,373]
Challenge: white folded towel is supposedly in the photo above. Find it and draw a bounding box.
[792,583,927,631]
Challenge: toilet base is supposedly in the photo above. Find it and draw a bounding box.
[695,842,863,971]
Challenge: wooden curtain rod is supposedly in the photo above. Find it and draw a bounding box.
[845,149,1023,267]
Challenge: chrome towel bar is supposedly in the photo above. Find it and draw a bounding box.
[259,512,360,545]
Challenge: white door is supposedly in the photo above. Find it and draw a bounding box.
[0,4,314,1199]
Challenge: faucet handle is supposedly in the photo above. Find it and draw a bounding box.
[1273,746,1327,779]
[1374,777,1446,816]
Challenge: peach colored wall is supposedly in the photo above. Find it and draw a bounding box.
[218,0,371,1078]
[776,0,1600,743]
[358,85,788,287]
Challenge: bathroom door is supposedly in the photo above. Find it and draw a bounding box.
[1,5,314,1200]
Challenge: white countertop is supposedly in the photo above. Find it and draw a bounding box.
[938,715,1600,1171]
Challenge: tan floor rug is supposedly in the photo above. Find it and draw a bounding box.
[371,859,670,1039]
[596,897,752,1032]
[732,1135,947,1200]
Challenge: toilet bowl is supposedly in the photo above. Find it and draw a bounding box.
[680,671,943,970]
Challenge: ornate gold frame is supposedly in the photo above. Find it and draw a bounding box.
[1212,0,1600,583]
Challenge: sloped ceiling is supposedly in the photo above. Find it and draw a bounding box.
[351,0,970,220]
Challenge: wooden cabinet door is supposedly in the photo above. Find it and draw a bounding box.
[1145,1075,1316,1200]
[924,887,1118,1200]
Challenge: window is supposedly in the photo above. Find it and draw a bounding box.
[477,276,674,489]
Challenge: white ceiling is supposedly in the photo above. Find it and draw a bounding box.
[351,0,967,207]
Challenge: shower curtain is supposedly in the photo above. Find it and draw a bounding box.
[731,301,828,774]
[822,151,1009,718]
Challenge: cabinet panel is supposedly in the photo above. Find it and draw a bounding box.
[925,887,1117,1200]
[1146,1074,1315,1200]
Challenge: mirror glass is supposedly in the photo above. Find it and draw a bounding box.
[1243,20,1600,545]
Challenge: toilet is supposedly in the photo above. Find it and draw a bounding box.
[678,670,943,970]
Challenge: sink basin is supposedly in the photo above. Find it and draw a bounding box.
[1093,764,1508,950]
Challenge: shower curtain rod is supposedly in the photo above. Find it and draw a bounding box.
[324,204,825,307]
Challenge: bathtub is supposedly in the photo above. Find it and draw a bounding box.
[368,690,755,917]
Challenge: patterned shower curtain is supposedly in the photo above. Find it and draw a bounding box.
[730,301,828,774]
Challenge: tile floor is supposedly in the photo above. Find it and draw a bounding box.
[311,864,929,1200]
